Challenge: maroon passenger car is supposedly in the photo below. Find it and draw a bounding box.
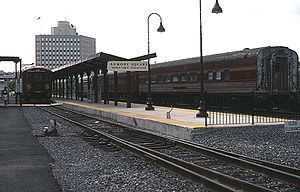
[105,46,299,110]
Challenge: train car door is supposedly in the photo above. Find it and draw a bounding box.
[271,53,288,91]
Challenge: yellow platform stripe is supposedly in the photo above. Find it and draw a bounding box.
[63,101,206,128]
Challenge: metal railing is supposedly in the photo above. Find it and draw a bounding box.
[206,110,298,126]
[202,91,300,126]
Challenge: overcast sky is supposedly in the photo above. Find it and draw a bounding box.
[0,0,299,72]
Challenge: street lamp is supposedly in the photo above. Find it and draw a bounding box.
[145,13,165,111]
[196,0,223,117]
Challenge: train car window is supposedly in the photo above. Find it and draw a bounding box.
[208,71,214,80]
[33,73,42,82]
[157,75,163,83]
[162,75,166,82]
[181,74,188,82]
[151,76,156,83]
[189,73,197,81]
[165,75,171,83]
[172,74,180,82]
[216,70,222,80]
[223,70,230,80]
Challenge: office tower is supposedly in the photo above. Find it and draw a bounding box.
[35,21,96,69]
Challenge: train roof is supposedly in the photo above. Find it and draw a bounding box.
[152,46,289,68]
[22,65,52,72]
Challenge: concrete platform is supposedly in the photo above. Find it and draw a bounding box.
[0,107,61,192]
[56,99,284,140]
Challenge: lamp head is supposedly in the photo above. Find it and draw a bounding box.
[212,0,223,14]
[157,22,165,32]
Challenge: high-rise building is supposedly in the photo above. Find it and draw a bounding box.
[35,21,96,69]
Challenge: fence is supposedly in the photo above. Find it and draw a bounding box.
[202,91,300,126]
[205,110,299,126]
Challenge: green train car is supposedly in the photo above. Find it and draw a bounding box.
[22,66,52,103]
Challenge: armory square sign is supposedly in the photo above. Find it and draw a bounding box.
[107,61,148,72]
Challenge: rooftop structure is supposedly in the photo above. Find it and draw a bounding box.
[51,21,77,35]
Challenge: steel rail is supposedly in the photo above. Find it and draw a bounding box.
[39,106,273,192]
[45,105,300,187]
[178,138,300,177]
[134,129,300,187]
[169,138,300,187]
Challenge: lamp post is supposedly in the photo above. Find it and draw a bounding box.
[196,0,223,117]
[145,13,165,110]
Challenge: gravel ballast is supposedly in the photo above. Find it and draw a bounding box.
[192,125,300,169]
[23,107,208,192]
[23,106,300,191]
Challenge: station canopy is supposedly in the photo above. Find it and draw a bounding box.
[52,52,156,78]
[0,56,21,63]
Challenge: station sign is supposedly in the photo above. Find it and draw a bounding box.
[284,120,300,132]
[107,61,148,72]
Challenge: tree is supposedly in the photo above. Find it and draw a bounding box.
[7,80,15,92]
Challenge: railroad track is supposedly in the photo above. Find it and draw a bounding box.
[38,105,300,192]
